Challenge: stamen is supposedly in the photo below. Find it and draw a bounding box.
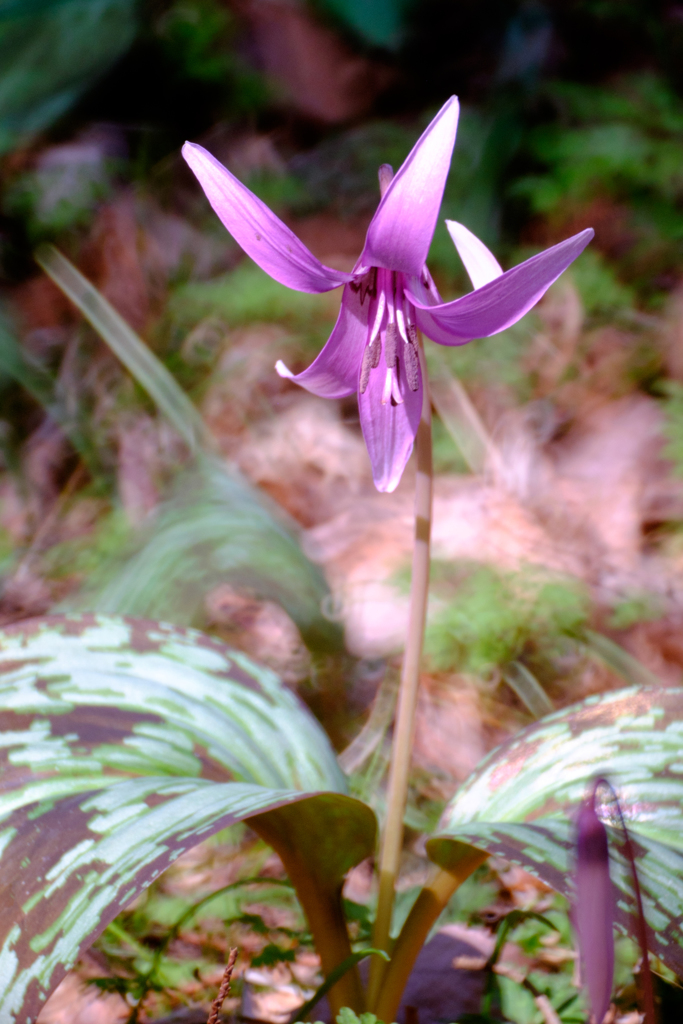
[381,368,393,405]
[378,164,394,197]
[360,335,382,393]
[385,322,398,369]
[360,345,373,394]
[369,333,382,368]
[404,334,420,391]
[395,302,409,345]
[381,367,404,406]
[369,285,387,342]
[386,272,396,322]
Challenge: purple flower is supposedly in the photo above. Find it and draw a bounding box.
[183,98,593,492]
[575,793,615,1023]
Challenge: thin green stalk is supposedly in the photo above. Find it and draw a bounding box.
[296,948,389,1021]
[35,244,211,455]
[368,336,433,1008]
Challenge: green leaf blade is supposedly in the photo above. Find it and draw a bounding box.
[436,686,683,849]
[0,613,344,792]
[0,779,321,1022]
[0,615,376,1022]
[431,819,683,976]
[428,685,683,976]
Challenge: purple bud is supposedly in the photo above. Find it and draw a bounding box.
[575,794,615,1023]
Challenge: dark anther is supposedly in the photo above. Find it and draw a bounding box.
[385,322,398,369]
[404,336,420,391]
[360,345,373,393]
[407,322,418,345]
[368,334,381,369]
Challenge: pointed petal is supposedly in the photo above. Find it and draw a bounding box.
[183,142,352,294]
[358,340,423,492]
[411,228,594,344]
[446,220,503,289]
[276,284,368,399]
[359,97,460,278]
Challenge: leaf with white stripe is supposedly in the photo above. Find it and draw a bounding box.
[428,686,683,974]
[0,614,375,1023]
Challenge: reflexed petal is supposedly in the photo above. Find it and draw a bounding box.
[359,96,460,278]
[183,142,352,294]
[446,220,503,289]
[358,341,423,492]
[276,284,368,399]
[414,305,468,346]
[410,228,593,344]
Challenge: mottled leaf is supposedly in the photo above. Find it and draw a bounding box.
[427,685,683,974]
[430,821,683,975]
[0,614,376,1022]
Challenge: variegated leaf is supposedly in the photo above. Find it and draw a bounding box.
[430,820,683,974]
[428,686,683,975]
[0,615,376,1023]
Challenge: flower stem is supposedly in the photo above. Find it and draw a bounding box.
[374,853,488,1023]
[368,335,433,1009]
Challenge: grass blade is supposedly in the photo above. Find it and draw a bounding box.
[428,348,496,474]
[502,660,554,719]
[294,948,390,1022]
[0,301,99,470]
[338,667,397,774]
[35,243,209,454]
[583,629,661,688]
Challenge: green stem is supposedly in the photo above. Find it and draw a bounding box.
[296,949,389,1021]
[373,853,487,1022]
[368,336,433,1008]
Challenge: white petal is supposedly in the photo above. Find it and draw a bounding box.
[446,220,503,290]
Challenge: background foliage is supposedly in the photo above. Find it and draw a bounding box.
[2,1,683,1021]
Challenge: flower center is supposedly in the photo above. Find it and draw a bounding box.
[352,268,420,402]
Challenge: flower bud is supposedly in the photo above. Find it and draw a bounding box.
[575,794,615,1023]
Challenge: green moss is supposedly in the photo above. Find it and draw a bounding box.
[568,249,635,319]
[169,259,338,365]
[425,564,588,676]
[608,592,663,630]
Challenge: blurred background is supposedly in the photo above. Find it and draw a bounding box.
[3,1,683,1021]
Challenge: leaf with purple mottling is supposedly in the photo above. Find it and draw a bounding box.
[427,685,683,974]
[0,614,375,1023]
